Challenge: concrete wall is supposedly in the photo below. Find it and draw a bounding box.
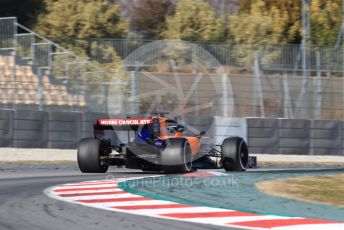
[311,120,342,155]
[247,118,343,155]
[0,109,343,155]
[0,110,13,147]
[13,110,48,148]
[47,112,81,149]
[278,119,310,155]
[247,118,278,154]
[0,110,108,149]
[0,111,248,150]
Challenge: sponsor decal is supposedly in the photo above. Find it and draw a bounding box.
[98,118,153,126]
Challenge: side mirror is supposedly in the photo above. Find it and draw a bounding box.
[176,125,185,132]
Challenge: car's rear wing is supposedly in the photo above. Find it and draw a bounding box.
[94,118,153,132]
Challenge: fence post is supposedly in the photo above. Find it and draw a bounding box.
[130,70,138,114]
[37,67,44,111]
[76,63,81,109]
[253,51,265,117]
[283,73,293,118]
[343,27,344,116]
[195,71,200,116]
[314,51,322,119]
[227,43,231,74]
[11,50,17,110]
[222,73,228,117]
[12,18,17,110]
[296,0,310,118]
[301,0,310,80]
[102,73,108,113]
[192,65,200,116]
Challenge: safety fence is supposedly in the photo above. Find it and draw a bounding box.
[54,37,344,74]
[1,64,344,120]
[128,72,344,120]
[1,17,344,120]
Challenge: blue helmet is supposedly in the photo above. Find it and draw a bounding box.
[136,126,151,143]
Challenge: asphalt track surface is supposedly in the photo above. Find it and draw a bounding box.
[0,164,241,230]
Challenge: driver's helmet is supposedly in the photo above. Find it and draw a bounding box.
[166,123,176,135]
[136,125,151,143]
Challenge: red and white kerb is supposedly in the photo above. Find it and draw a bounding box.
[45,173,344,230]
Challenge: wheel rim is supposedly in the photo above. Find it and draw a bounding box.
[238,140,248,169]
[183,142,192,171]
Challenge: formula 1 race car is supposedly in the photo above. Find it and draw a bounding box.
[77,114,252,174]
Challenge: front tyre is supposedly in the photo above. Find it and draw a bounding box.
[77,138,108,173]
[160,138,192,174]
[221,137,249,171]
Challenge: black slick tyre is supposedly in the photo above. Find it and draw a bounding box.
[221,137,249,171]
[77,138,108,173]
[160,138,192,174]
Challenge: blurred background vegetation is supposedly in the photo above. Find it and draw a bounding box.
[1,0,343,71]
[1,0,343,45]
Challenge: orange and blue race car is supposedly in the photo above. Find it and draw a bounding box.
[77,114,254,174]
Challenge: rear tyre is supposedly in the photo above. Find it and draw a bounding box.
[77,138,108,173]
[221,137,249,171]
[160,138,192,174]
